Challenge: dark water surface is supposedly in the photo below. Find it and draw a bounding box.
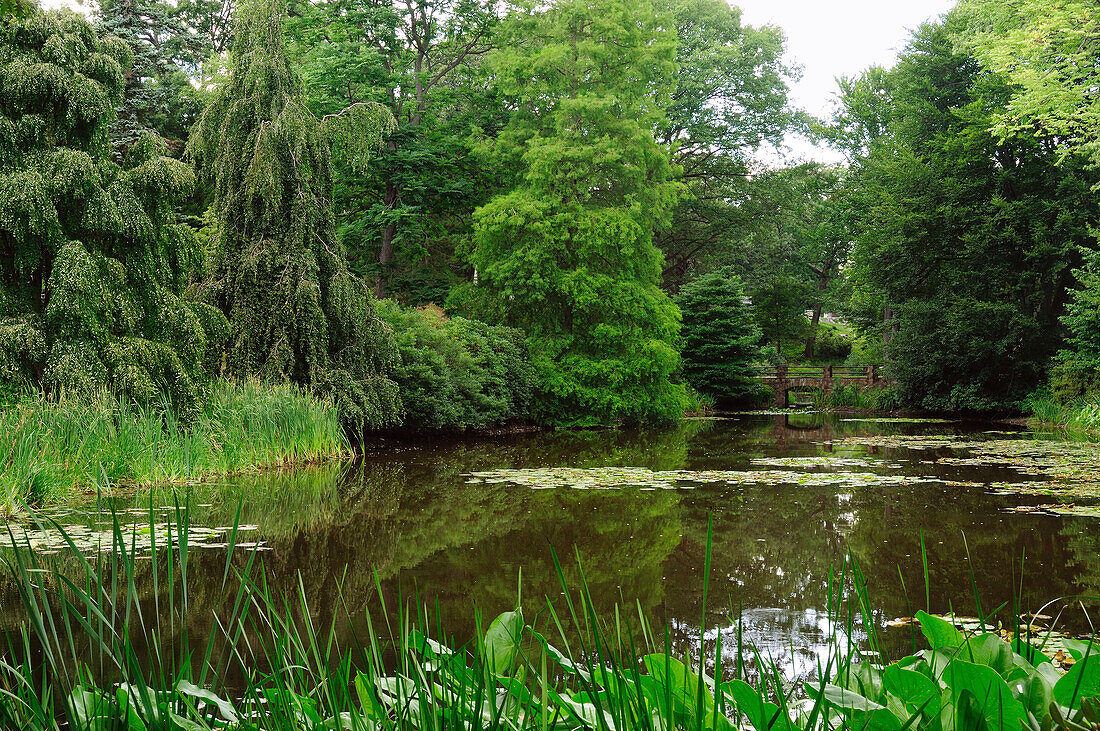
[4,414,1100,684]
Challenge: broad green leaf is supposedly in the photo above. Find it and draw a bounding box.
[68,688,114,731]
[722,679,790,731]
[1054,652,1100,710]
[483,610,523,675]
[1062,639,1097,662]
[1004,666,1053,720]
[814,684,903,731]
[175,679,239,723]
[960,634,1013,676]
[946,659,1029,730]
[917,611,966,650]
[883,663,941,717]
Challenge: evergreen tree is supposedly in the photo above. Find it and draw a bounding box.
[188,0,401,430]
[95,0,197,156]
[677,267,764,405]
[461,0,686,426]
[0,9,226,412]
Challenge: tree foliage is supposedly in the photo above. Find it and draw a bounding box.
[956,0,1100,168]
[0,9,226,414]
[188,0,400,430]
[838,19,1100,409]
[677,267,764,405]
[377,301,533,430]
[653,0,795,288]
[459,0,686,426]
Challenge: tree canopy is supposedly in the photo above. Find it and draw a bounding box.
[188,0,400,429]
[0,9,226,414]
[459,0,686,425]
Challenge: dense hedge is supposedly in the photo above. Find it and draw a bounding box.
[377,301,534,430]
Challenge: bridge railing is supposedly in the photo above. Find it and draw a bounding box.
[753,365,881,381]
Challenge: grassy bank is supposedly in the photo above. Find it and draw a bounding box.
[1024,393,1100,436]
[1,515,1097,730]
[0,380,349,516]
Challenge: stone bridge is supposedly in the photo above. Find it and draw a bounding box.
[756,365,884,407]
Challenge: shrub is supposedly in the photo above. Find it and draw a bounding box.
[377,301,535,430]
[678,267,768,406]
[812,326,852,361]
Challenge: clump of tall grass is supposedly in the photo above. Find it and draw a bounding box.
[1024,392,1100,437]
[1,512,1097,730]
[0,380,349,516]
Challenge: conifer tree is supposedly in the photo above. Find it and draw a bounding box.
[463,0,686,426]
[0,9,227,412]
[677,267,764,405]
[96,0,192,157]
[188,0,401,430]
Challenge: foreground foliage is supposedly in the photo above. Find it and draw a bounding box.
[1,514,1098,730]
[0,380,347,515]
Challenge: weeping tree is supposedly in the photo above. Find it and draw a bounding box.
[188,0,401,430]
[0,9,227,413]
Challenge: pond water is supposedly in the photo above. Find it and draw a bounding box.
[4,413,1100,685]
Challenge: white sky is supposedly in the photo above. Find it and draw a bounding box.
[737,0,958,162]
[41,0,958,161]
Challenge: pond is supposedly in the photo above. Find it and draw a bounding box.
[3,413,1100,686]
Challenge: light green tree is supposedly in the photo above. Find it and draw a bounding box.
[188,0,401,430]
[460,0,686,426]
[0,9,226,413]
[956,0,1100,167]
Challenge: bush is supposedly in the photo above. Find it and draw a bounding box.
[812,325,852,361]
[1049,359,1100,405]
[377,301,535,430]
[678,267,768,406]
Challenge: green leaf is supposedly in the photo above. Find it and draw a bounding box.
[483,610,523,675]
[883,663,941,717]
[722,679,787,731]
[1054,652,1100,710]
[917,611,966,650]
[67,688,114,731]
[946,659,1029,730]
[175,679,239,723]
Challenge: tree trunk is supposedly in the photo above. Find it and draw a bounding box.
[374,177,399,300]
[803,272,828,360]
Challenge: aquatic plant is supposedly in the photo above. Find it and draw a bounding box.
[0,380,349,516]
[1,511,1097,730]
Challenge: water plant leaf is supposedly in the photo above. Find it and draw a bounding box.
[722,679,788,731]
[882,663,941,717]
[946,659,1029,730]
[483,610,523,676]
[175,679,239,723]
[1054,652,1100,710]
[917,611,966,650]
[814,684,904,731]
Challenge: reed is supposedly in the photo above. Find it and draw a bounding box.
[0,380,349,516]
[1,509,1097,730]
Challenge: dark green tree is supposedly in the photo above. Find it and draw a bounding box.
[188,0,401,430]
[289,0,500,301]
[0,9,226,412]
[838,19,1100,409]
[459,0,686,426]
[653,0,796,289]
[95,0,199,157]
[677,267,764,405]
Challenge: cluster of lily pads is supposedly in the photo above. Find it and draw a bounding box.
[0,521,265,554]
[463,466,932,491]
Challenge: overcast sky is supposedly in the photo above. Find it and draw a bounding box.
[42,0,958,160]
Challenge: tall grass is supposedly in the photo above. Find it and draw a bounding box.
[1024,392,1100,437]
[1,510,1097,730]
[0,380,349,516]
